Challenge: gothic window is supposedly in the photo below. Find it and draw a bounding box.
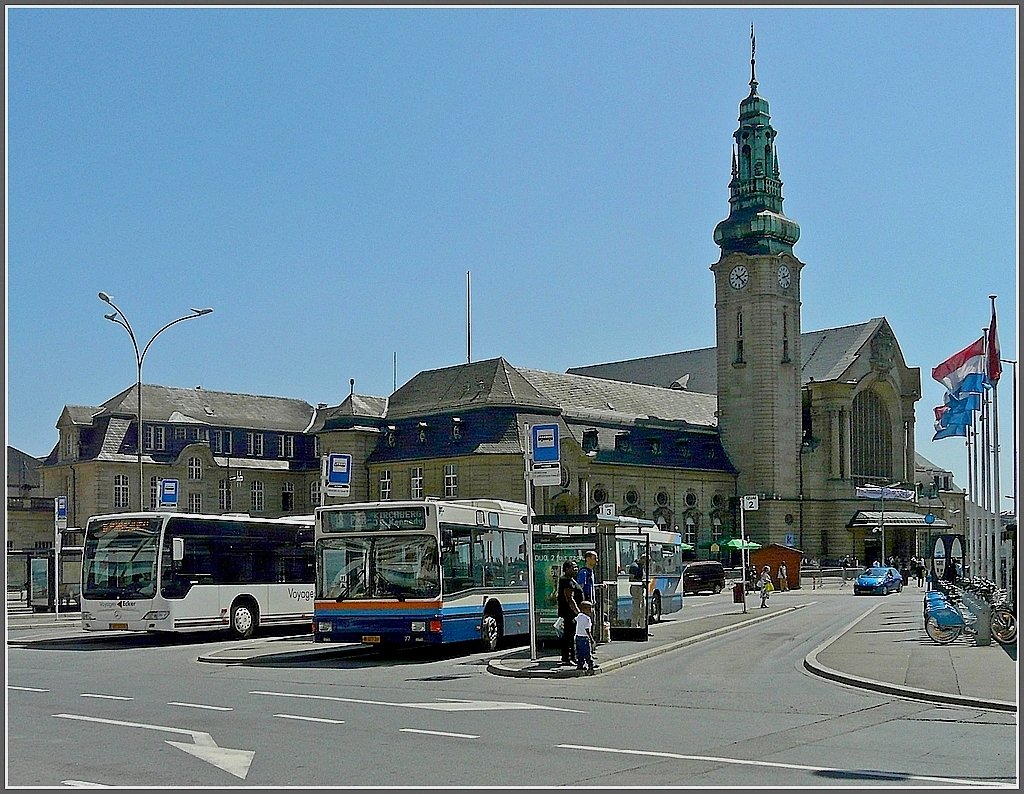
[309,480,321,508]
[782,309,790,362]
[851,390,893,484]
[736,310,744,363]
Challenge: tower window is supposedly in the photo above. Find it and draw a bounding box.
[735,310,745,364]
[782,309,791,363]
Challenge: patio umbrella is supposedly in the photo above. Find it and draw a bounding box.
[723,538,761,550]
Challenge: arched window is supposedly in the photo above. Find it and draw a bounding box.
[310,480,321,508]
[113,474,130,509]
[851,390,893,482]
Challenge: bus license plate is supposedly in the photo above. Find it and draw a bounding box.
[110,623,129,630]
[362,635,380,644]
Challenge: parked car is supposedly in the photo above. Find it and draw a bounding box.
[853,566,903,595]
[682,561,726,595]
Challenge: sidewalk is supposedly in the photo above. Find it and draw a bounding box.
[7,587,1017,711]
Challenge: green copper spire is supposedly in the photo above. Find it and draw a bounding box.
[714,27,800,255]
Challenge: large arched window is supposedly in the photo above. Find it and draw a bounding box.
[851,389,893,482]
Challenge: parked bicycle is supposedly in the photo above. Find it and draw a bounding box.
[924,581,1017,646]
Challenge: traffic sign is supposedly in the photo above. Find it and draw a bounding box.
[741,495,759,511]
[54,495,68,531]
[325,453,352,497]
[529,423,561,486]
[161,478,179,507]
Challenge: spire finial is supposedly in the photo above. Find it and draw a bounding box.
[749,23,758,93]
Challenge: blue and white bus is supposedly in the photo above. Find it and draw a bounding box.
[313,499,530,651]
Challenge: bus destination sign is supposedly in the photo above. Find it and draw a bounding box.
[322,507,428,533]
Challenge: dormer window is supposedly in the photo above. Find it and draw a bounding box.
[650,439,662,456]
[614,432,631,453]
[451,417,462,440]
[582,428,599,454]
[418,421,428,443]
[385,425,397,447]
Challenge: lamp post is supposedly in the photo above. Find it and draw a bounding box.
[98,293,213,511]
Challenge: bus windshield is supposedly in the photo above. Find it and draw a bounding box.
[82,517,162,599]
[319,535,439,601]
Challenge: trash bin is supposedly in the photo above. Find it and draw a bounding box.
[733,582,745,604]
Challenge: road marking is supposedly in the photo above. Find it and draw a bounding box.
[168,701,233,711]
[251,690,586,713]
[8,685,49,692]
[81,694,133,701]
[60,781,109,788]
[400,728,478,739]
[558,744,1015,788]
[53,713,254,779]
[273,714,345,725]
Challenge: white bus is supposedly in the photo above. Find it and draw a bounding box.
[80,512,314,638]
[313,499,530,651]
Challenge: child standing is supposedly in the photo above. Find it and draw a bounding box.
[574,601,597,674]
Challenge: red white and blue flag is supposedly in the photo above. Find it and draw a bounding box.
[931,336,987,396]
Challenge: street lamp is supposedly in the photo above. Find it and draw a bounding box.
[98,293,213,511]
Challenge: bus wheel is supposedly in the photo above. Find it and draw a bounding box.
[230,600,258,639]
[650,593,663,624]
[480,610,502,652]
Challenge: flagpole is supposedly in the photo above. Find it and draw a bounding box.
[966,422,976,575]
[979,352,992,581]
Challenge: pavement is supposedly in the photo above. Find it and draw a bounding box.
[6,583,1017,712]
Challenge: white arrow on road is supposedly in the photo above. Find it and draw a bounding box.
[250,690,586,713]
[53,713,254,780]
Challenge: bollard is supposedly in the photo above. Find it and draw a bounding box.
[964,594,992,646]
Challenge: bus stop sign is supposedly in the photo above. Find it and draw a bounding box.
[325,453,352,497]
[160,479,179,507]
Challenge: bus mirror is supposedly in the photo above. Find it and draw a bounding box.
[172,537,184,562]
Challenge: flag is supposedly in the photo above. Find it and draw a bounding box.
[988,305,1002,384]
[933,423,968,441]
[932,336,987,395]
[938,391,980,427]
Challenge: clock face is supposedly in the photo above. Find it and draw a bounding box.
[777,264,792,289]
[729,265,749,290]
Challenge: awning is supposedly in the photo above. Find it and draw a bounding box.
[845,510,952,531]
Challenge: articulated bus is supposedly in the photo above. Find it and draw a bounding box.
[80,512,314,638]
[313,499,530,651]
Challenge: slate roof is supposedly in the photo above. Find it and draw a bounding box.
[7,446,43,490]
[313,393,389,433]
[386,358,556,420]
[99,384,316,432]
[568,319,883,392]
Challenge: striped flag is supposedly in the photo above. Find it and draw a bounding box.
[932,336,987,395]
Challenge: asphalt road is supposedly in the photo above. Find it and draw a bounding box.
[6,597,1017,788]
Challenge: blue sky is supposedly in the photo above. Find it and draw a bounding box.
[6,6,1018,512]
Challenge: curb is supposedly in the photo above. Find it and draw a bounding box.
[487,603,810,678]
[802,601,1017,713]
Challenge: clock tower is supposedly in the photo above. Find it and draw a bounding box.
[711,31,803,543]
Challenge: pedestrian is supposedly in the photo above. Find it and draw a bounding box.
[577,550,598,601]
[778,561,789,592]
[557,561,584,666]
[840,557,850,588]
[915,558,925,587]
[574,600,597,674]
[576,550,600,653]
[628,554,647,627]
[758,566,773,608]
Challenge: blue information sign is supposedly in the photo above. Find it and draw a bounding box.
[326,453,353,497]
[529,423,561,485]
[160,478,179,506]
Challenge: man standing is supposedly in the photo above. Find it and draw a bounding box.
[576,550,600,650]
[557,561,583,666]
[629,554,647,627]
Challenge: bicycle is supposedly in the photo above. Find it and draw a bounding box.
[924,585,1017,646]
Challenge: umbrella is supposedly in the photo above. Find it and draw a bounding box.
[679,541,694,551]
[723,538,761,550]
